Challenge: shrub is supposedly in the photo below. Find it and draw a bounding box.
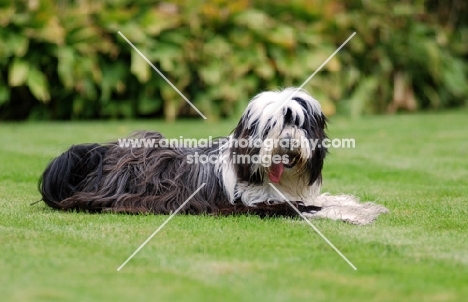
[0,0,466,120]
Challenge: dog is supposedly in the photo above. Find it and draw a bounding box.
[39,88,388,223]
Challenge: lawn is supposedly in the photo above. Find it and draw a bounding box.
[1,112,467,302]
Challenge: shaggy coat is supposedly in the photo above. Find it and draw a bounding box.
[39,88,327,217]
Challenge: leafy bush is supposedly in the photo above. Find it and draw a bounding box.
[0,0,466,120]
[337,0,468,115]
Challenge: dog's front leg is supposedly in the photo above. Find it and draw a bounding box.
[217,201,321,218]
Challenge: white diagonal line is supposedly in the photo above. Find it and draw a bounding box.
[118,31,207,119]
[269,183,357,270]
[272,32,356,115]
[117,183,206,271]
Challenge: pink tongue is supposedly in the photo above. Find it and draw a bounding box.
[268,162,284,183]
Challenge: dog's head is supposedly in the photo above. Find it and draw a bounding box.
[230,88,328,187]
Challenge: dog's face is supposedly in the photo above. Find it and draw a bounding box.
[231,88,328,187]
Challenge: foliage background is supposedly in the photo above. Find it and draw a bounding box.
[0,0,467,121]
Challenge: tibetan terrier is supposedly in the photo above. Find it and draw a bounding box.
[39,88,387,223]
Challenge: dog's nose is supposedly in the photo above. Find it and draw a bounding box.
[279,137,292,149]
[280,134,302,150]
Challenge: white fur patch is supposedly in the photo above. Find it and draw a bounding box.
[302,194,389,225]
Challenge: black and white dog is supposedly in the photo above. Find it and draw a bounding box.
[39,88,387,222]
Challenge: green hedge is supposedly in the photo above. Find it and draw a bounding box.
[0,0,467,120]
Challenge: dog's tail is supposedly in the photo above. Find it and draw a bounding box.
[38,144,109,209]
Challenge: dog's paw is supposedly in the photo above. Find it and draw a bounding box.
[301,212,317,219]
[298,203,322,216]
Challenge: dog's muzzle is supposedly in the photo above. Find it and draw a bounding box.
[268,143,303,183]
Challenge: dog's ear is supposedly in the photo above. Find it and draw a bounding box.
[304,112,328,186]
[230,116,264,184]
[305,146,326,186]
[319,112,328,129]
[232,115,252,140]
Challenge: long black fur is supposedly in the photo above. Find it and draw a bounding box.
[39,131,320,216]
[39,89,328,217]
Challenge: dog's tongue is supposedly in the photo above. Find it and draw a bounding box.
[268,162,284,183]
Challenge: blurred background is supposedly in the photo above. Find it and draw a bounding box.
[0,0,466,121]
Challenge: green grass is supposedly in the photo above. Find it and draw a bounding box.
[1,112,467,302]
